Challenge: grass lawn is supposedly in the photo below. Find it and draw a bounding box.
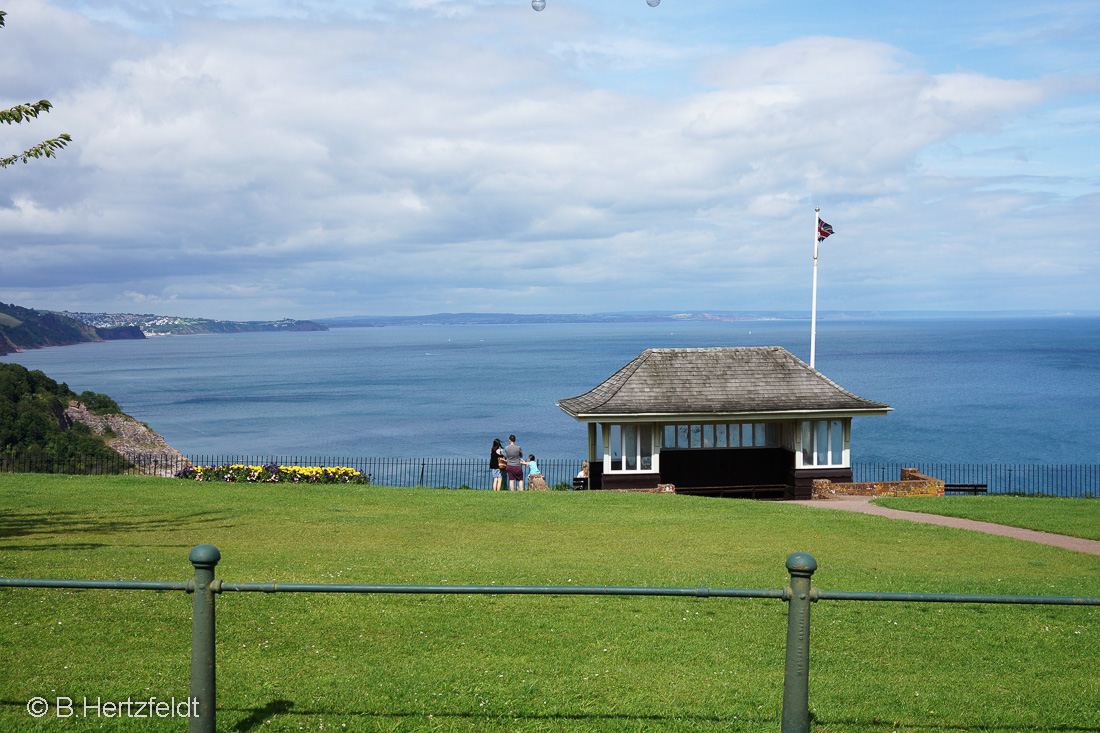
[1,474,1098,732]
[874,496,1100,541]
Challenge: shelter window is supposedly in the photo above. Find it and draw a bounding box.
[610,424,652,472]
[801,420,845,466]
[662,423,779,449]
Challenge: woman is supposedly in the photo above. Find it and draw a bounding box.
[490,438,505,491]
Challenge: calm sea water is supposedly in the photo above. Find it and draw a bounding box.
[3,317,1098,465]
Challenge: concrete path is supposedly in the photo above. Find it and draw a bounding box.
[788,496,1100,556]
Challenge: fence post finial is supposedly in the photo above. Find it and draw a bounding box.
[189,545,220,733]
[781,552,817,733]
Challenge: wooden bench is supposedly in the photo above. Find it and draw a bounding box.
[572,476,589,491]
[944,483,988,495]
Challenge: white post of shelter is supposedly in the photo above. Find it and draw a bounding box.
[810,208,820,369]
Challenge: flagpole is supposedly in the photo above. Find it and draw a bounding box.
[810,207,819,369]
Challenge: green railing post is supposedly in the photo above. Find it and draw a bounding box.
[189,545,220,733]
[781,552,817,733]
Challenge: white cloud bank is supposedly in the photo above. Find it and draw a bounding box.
[1,0,1097,318]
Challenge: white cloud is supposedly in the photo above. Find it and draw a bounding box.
[1,1,1097,317]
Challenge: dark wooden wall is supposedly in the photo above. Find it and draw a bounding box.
[587,450,853,499]
[659,447,793,488]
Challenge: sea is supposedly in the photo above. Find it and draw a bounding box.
[2,316,1099,466]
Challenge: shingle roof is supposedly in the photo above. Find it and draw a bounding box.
[557,346,889,418]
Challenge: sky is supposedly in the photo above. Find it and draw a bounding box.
[1,0,1098,320]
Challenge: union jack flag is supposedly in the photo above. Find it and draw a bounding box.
[817,219,834,242]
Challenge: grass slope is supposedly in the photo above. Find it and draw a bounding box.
[1,475,1098,732]
[875,496,1100,541]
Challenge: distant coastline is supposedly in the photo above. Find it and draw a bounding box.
[58,311,328,336]
[313,309,1095,328]
[3,301,1095,357]
[0,301,328,355]
[0,302,147,356]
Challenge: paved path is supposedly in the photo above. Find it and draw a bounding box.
[789,496,1100,556]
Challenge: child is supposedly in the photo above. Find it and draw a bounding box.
[525,454,549,491]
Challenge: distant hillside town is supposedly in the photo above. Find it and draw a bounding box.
[0,301,326,355]
[59,311,328,337]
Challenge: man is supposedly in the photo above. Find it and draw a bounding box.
[504,434,524,491]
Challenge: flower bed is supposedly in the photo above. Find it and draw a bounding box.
[175,463,370,484]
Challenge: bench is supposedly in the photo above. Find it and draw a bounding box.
[572,476,589,491]
[944,483,988,495]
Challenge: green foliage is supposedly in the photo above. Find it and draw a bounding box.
[0,131,72,167]
[1,10,72,169]
[0,99,54,123]
[0,362,127,472]
[77,390,121,415]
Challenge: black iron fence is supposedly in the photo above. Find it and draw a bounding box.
[853,462,1099,498]
[2,452,1098,497]
[3,547,1098,733]
[178,456,585,490]
[0,452,138,476]
[0,452,587,489]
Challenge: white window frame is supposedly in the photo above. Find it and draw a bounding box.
[799,419,849,467]
[661,422,780,450]
[602,423,656,473]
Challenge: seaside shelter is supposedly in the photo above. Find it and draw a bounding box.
[557,346,890,499]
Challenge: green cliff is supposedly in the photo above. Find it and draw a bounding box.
[0,302,122,355]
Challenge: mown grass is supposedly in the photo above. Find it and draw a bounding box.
[1,474,1098,732]
[875,495,1100,541]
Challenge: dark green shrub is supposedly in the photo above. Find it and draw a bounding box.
[78,390,121,415]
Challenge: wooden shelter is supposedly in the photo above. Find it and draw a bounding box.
[557,346,890,499]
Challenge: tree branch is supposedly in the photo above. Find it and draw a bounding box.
[1,134,72,168]
[1,100,56,124]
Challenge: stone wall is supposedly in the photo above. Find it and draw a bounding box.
[812,468,944,499]
[610,484,676,494]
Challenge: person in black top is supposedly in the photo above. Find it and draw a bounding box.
[490,438,505,491]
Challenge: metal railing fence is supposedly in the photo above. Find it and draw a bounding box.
[2,547,1097,733]
[0,452,137,475]
[0,452,588,489]
[3,452,1099,496]
[853,462,1100,497]
[178,456,585,490]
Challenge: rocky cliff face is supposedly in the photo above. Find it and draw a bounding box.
[65,401,191,477]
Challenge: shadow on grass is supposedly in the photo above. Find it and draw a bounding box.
[230,699,295,731]
[0,542,111,552]
[0,510,235,541]
[216,703,1100,732]
[221,704,745,727]
[815,718,1100,732]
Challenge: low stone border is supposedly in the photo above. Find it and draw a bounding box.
[812,468,944,499]
[611,484,676,493]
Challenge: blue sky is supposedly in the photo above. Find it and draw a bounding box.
[1,0,1098,319]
